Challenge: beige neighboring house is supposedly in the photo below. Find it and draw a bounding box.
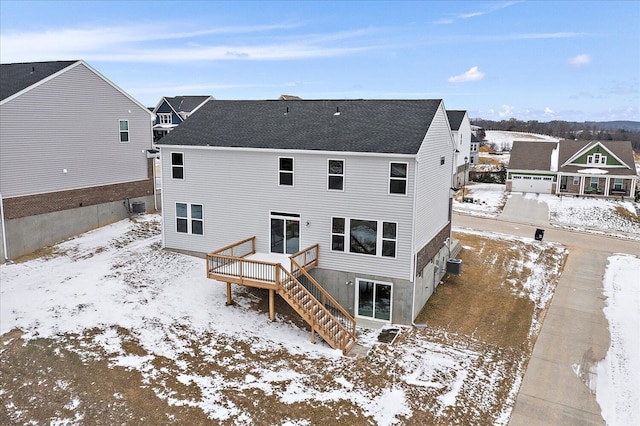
[0,60,155,263]
[507,139,638,197]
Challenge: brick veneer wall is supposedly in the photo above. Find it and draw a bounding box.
[416,221,452,273]
[3,180,153,219]
[3,159,154,220]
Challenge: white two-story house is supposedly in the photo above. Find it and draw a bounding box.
[446,110,472,188]
[156,99,457,350]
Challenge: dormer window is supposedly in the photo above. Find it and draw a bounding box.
[158,113,172,124]
[587,153,606,165]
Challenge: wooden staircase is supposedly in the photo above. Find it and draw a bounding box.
[207,238,357,355]
[279,259,357,354]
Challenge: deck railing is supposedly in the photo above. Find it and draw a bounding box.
[207,237,282,286]
[289,244,319,272]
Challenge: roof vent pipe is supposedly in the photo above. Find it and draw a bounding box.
[334,106,340,116]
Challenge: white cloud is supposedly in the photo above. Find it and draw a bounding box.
[544,107,554,115]
[0,24,376,63]
[447,66,485,83]
[569,54,591,66]
[498,104,514,118]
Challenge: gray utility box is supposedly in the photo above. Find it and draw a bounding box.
[446,258,463,275]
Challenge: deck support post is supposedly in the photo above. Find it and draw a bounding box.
[311,328,316,344]
[226,282,232,305]
[269,289,275,321]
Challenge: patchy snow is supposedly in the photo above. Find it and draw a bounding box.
[483,130,559,152]
[0,204,640,425]
[0,214,569,424]
[596,255,640,426]
[455,183,640,239]
[453,183,507,217]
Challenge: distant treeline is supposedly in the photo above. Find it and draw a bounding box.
[471,118,640,153]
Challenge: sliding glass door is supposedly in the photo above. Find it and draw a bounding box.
[270,213,300,255]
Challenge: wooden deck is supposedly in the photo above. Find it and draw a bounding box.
[206,237,357,354]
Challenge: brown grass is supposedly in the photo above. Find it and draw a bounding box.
[0,230,566,425]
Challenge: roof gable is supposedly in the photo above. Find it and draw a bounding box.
[155,99,444,155]
[446,110,467,131]
[1,60,78,102]
[560,140,631,169]
[1,60,153,117]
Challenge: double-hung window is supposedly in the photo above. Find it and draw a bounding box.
[332,217,397,258]
[331,218,345,251]
[389,162,407,195]
[328,159,344,191]
[171,153,184,179]
[279,157,294,186]
[176,203,203,235]
[613,178,623,190]
[119,120,129,143]
[573,176,580,185]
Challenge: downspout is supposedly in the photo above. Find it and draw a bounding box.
[152,156,158,211]
[410,155,419,324]
[0,193,11,263]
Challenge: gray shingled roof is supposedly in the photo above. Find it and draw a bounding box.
[446,110,466,131]
[509,141,557,170]
[1,60,78,101]
[156,99,443,154]
[558,140,636,175]
[164,96,212,114]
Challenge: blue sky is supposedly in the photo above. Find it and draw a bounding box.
[1,1,638,122]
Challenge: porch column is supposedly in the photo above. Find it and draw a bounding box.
[226,282,233,305]
[631,177,637,198]
[579,176,585,195]
[604,177,611,196]
[269,289,275,321]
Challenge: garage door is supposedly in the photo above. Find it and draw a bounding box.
[511,175,553,193]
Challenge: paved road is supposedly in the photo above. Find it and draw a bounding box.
[452,212,640,426]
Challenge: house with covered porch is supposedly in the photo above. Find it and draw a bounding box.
[155,99,458,353]
[507,139,637,198]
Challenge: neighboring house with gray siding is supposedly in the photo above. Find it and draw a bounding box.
[156,99,457,326]
[0,60,155,262]
[446,110,472,188]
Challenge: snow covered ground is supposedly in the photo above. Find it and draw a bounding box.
[1,214,567,424]
[483,130,559,152]
[2,187,639,423]
[455,183,640,239]
[595,255,640,425]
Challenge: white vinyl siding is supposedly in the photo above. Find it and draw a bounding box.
[0,62,152,198]
[414,103,453,250]
[160,147,415,280]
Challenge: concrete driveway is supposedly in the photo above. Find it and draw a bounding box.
[499,193,550,227]
[452,213,640,425]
